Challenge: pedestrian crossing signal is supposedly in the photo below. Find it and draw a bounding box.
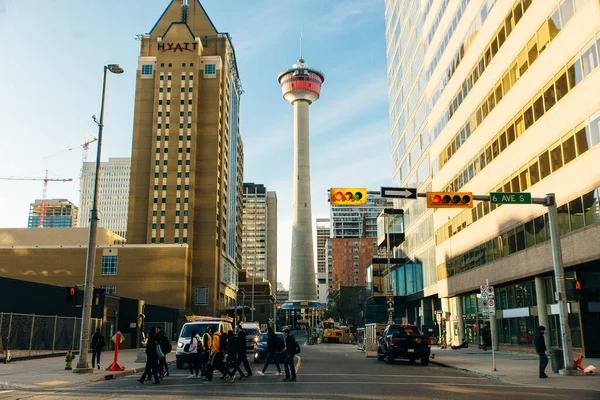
[66,286,78,305]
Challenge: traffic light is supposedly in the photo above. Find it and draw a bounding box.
[426,192,473,209]
[66,286,79,305]
[330,188,367,205]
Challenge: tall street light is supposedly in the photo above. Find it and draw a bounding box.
[74,64,124,372]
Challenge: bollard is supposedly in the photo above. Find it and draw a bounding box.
[65,350,75,370]
[106,331,125,371]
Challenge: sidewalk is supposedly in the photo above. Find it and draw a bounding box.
[0,349,169,391]
[430,346,600,391]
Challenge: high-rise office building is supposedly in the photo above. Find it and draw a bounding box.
[78,157,130,238]
[316,218,330,304]
[126,0,244,314]
[330,191,392,238]
[28,199,77,228]
[385,0,600,356]
[242,183,277,289]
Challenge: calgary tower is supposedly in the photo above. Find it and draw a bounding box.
[277,53,324,302]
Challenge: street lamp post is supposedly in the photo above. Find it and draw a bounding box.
[74,64,123,372]
[251,267,255,321]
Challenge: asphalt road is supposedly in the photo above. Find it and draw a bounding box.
[3,338,599,400]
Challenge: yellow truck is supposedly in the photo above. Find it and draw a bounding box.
[322,319,343,343]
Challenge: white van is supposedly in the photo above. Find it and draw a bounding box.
[240,322,261,351]
[175,317,233,369]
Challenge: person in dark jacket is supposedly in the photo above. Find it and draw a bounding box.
[235,324,252,377]
[257,327,282,376]
[282,328,297,382]
[533,325,549,378]
[226,330,244,382]
[138,329,161,384]
[90,327,104,370]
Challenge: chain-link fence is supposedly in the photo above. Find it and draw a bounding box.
[0,312,101,359]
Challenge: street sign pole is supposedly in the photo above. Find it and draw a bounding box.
[546,193,574,371]
[486,279,497,372]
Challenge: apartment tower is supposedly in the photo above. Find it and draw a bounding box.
[78,157,130,238]
[316,218,330,304]
[126,0,244,314]
[242,183,277,289]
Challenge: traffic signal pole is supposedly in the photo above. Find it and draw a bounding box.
[385,188,574,373]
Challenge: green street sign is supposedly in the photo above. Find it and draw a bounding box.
[490,192,532,204]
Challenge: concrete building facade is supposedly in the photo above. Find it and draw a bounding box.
[385,0,600,357]
[28,199,77,228]
[78,157,130,238]
[125,0,244,315]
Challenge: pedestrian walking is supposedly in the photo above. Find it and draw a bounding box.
[282,328,298,382]
[187,329,202,379]
[156,326,171,379]
[226,330,244,383]
[90,327,105,370]
[138,328,161,384]
[204,330,231,384]
[533,325,549,378]
[257,327,283,376]
[200,326,213,376]
[235,324,252,377]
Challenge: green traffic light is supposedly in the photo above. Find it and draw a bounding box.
[354,192,363,201]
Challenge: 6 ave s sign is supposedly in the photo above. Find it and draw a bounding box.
[490,192,531,204]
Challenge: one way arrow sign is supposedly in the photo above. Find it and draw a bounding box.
[380,186,417,199]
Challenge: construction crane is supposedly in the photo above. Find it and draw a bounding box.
[0,170,73,227]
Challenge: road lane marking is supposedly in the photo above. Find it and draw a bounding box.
[0,390,15,394]
[37,380,70,386]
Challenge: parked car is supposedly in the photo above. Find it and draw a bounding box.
[175,317,233,369]
[241,322,261,351]
[377,324,431,366]
[253,332,285,364]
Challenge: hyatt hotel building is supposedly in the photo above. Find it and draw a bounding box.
[384,0,600,356]
[127,0,244,315]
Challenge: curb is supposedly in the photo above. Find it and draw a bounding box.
[430,360,504,382]
[94,360,176,382]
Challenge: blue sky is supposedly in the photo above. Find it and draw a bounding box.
[0,0,393,289]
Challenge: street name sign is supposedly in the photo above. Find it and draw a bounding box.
[381,186,417,199]
[490,192,532,204]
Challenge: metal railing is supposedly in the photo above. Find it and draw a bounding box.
[0,312,101,359]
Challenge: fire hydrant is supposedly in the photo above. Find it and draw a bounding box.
[65,350,75,370]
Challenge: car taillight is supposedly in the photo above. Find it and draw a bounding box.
[427,338,431,347]
[390,337,394,345]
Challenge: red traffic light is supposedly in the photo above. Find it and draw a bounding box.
[432,195,442,204]
[575,280,582,290]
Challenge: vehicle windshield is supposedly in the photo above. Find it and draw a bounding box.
[323,322,335,329]
[258,333,284,343]
[181,323,214,338]
[243,328,260,337]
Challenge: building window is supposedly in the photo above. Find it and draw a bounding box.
[204,64,216,75]
[184,210,189,216]
[167,75,172,81]
[195,286,209,305]
[141,64,153,75]
[160,237,165,243]
[183,237,188,243]
[160,75,164,80]
[188,100,193,105]
[175,237,180,243]
[151,238,156,243]
[153,210,157,216]
[101,285,116,296]
[101,256,118,275]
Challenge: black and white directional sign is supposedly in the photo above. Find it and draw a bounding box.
[380,186,417,199]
